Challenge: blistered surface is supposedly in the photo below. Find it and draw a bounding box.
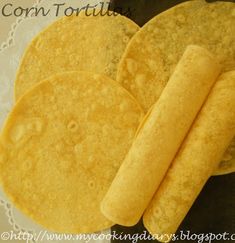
[117,0,235,175]
[0,71,143,233]
[15,13,139,100]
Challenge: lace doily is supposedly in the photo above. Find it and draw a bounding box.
[1,0,233,240]
[0,0,111,242]
[0,0,44,53]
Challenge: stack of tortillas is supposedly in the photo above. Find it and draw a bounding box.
[0,0,234,238]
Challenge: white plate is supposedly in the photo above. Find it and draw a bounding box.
[0,0,111,242]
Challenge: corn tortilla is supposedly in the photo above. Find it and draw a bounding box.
[143,71,235,241]
[215,139,235,175]
[14,13,139,100]
[101,45,221,226]
[117,0,235,176]
[0,71,144,233]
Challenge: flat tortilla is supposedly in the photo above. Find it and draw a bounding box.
[117,0,235,175]
[0,71,143,233]
[14,12,139,100]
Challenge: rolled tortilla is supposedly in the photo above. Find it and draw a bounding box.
[143,71,235,241]
[101,45,221,226]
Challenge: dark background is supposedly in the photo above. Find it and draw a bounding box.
[109,0,235,242]
[109,0,235,26]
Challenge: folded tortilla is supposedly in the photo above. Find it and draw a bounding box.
[101,45,221,226]
[143,71,235,242]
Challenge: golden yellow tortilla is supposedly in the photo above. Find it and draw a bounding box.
[14,13,139,100]
[0,71,144,233]
[214,141,235,176]
[143,71,235,240]
[117,0,235,175]
[101,45,221,227]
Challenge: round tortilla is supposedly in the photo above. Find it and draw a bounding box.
[117,0,235,175]
[14,13,139,100]
[0,71,144,233]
